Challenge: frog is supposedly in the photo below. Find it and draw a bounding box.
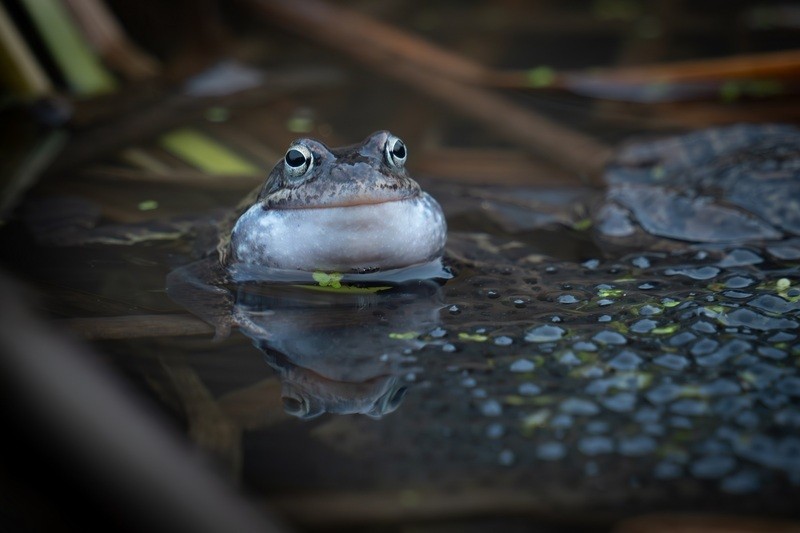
[166,131,450,337]
[217,130,447,274]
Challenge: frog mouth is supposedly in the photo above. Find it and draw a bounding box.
[265,189,420,210]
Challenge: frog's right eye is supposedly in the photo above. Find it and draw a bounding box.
[284,144,313,178]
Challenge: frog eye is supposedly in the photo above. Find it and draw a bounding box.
[284,144,313,179]
[385,135,407,168]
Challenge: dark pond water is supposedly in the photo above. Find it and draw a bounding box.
[3,1,800,530]
[3,198,800,527]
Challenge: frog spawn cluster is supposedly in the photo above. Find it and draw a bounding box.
[401,247,800,496]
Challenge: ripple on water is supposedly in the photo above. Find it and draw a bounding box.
[558,294,580,304]
[524,324,565,343]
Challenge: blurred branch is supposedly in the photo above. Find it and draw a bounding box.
[64,0,160,81]
[240,0,612,181]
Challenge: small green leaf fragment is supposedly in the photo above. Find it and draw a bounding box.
[526,66,556,88]
[312,271,343,288]
[389,331,419,340]
[521,409,551,430]
[651,324,679,335]
[286,116,314,133]
[598,288,624,298]
[137,200,158,211]
[458,332,489,342]
[573,218,593,231]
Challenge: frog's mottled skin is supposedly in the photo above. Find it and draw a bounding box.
[221,131,447,272]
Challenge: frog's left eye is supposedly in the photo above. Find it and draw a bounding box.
[284,144,313,179]
[385,135,407,169]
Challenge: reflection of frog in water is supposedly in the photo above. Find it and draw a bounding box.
[167,131,450,336]
[166,132,450,419]
[233,280,443,419]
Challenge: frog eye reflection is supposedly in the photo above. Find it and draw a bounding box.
[284,144,313,179]
[385,135,407,168]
